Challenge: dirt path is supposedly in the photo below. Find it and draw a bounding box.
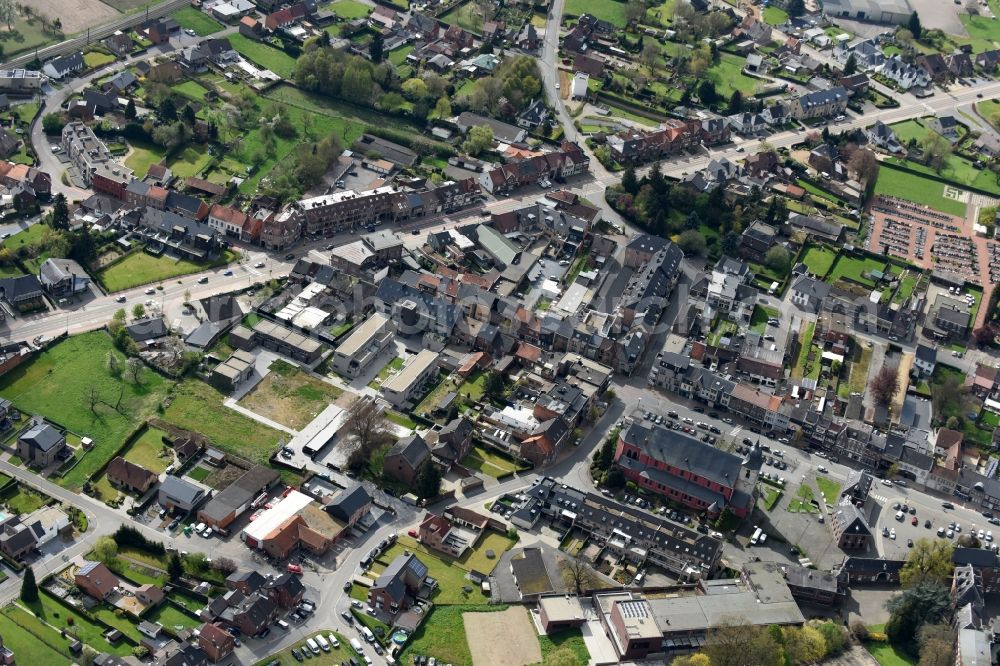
[464,606,541,666]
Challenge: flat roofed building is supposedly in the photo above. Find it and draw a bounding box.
[0,69,42,91]
[380,349,439,408]
[332,313,393,379]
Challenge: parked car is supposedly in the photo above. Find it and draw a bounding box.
[287,563,303,574]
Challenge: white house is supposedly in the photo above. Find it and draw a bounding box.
[43,52,84,80]
[913,344,937,377]
[790,275,831,313]
[571,72,589,100]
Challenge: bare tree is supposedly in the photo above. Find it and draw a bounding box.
[84,386,101,415]
[126,357,143,385]
[559,556,597,595]
[848,148,880,188]
[870,365,900,407]
[625,0,647,24]
[0,0,16,32]
[107,351,121,378]
[346,397,390,456]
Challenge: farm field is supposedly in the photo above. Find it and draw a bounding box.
[238,360,342,429]
[705,53,761,98]
[565,0,627,26]
[0,332,170,490]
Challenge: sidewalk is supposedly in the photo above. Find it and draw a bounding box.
[222,398,297,435]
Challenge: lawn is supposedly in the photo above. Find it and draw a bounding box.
[254,630,358,665]
[329,0,372,18]
[815,476,842,505]
[1,484,49,514]
[565,0,626,25]
[187,465,211,481]
[0,611,72,662]
[164,379,283,464]
[238,360,342,429]
[792,322,815,380]
[762,5,789,25]
[866,640,918,666]
[171,7,223,36]
[172,80,211,102]
[762,486,782,511]
[539,628,590,665]
[439,2,485,33]
[368,356,404,388]
[121,425,173,473]
[388,44,413,66]
[228,34,297,78]
[145,603,201,631]
[372,534,513,603]
[461,445,523,478]
[166,143,213,179]
[16,591,133,655]
[888,119,928,144]
[0,12,59,60]
[848,346,873,395]
[124,140,165,178]
[704,53,761,99]
[3,220,54,254]
[98,250,234,292]
[385,410,417,430]
[0,332,170,490]
[398,605,509,666]
[885,153,1000,198]
[873,167,968,217]
[83,51,116,69]
[827,254,890,288]
[749,305,779,335]
[787,484,818,513]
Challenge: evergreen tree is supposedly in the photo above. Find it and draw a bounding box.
[168,553,184,581]
[415,462,442,500]
[370,32,384,63]
[844,53,858,75]
[20,566,38,603]
[159,97,177,122]
[51,193,69,230]
[729,90,743,113]
[908,11,922,40]
[125,99,136,120]
[621,166,639,195]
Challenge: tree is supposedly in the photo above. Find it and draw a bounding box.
[462,124,494,156]
[0,0,15,31]
[908,11,922,40]
[677,229,708,256]
[92,535,119,565]
[848,149,880,188]
[167,552,184,581]
[917,624,953,666]
[545,647,584,666]
[885,582,951,652]
[625,0,646,24]
[729,90,743,113]
[704,622,782,666]
[432,96,452,120]
[345,397,390,458]
[126,357,144,385]
[84,385,101,415]
[415,462,441,500]
[20,566,38,604]
[900,539,954,587]
[698,79,718,106]
[896,28,914,50]
[132,303,146,319]
[107,351,122,378]
[787,0,805,17]
[622,167,639,195]
[783,626,826,665]
[51,193,70,230]
[125,99,137,120]
[159,96,177,122]
[560,557,596,595]
[869,365,900,407]
[671,656,711,666]
[720,231,740,257]
[42,112,65,135]
[370,32,384,62]
[484,370,506,400]
[764,246,791,274]
[922,131,951,173]
[401,77,428,101]
[844,53,858,75]
[641,41,661,70]
[816,622,845,657]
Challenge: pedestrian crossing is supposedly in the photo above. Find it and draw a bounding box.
[870,493,890,504]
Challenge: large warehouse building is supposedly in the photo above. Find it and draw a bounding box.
[822,0,913,25]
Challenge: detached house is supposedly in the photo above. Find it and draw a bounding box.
[75,561,119,601]
[368,553,430,614]
[517,99,549,130]
[107,456,159,494]
[789,87,848,120]
[42,52,83,80]
[384,434,430,485]
[17,423,67,468]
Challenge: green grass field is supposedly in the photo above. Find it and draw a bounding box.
[799,245,837,277]
[124,140,165,178]
[886,153,1000,197]
[172,80,211,102]
[16,591,134,655]
[865,640,918,666]
[461,445,523,478]
[565,0,627,26]
[887,119,929,144]
[705,53,761,99]
[2,484,49,513]
[439,2,484,33]
[171,7,224,36]
[827,254,889,288]
[873,168,968,217]
[398,605,508,666]
[762,5,789,25]
[815,477,842,505]
[0,12,59,60]
[329,0,372,18]
[0,610,72,662]
[388,44,413,66]
[166,143,213,179]
[228,34,297,78]
[98,251,230,292]
[164,379,283,464]
[0,332,170,490]
[83,51,116,69]
[121,426,172,473]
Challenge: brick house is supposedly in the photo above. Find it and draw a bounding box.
[106,456,159,494]
[384,434,430,485]
[199,622,235,663]
[75,561,120,601]
[368,553,429,614]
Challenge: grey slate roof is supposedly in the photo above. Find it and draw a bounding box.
[20,423,63,452]
[387,434,430,469]
[620,421,742,489]
[160,475,204,505]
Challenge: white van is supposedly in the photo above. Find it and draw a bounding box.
[350,637,364,652]
[305,637,320,655]
[315,634,330,652]
[194,522,206,533]
[362,626,375,643]
[327,633,340,648]
[276,619,290,630]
